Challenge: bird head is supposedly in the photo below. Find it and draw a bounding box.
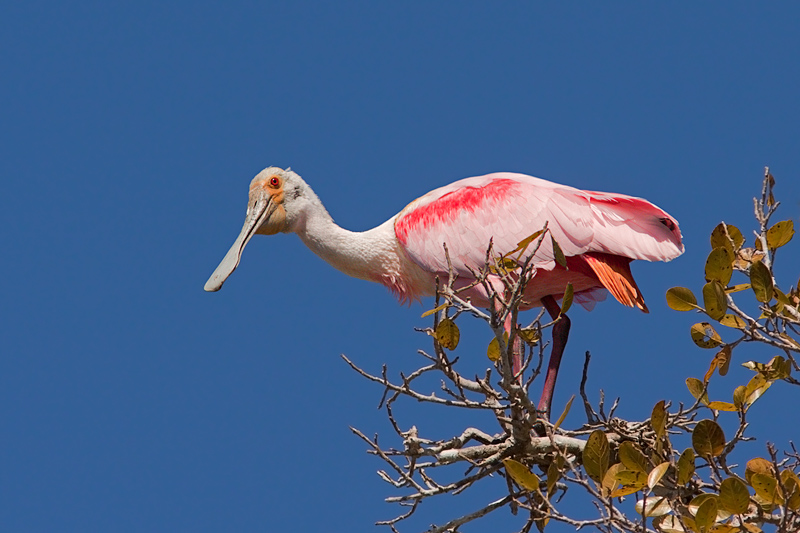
[204,166,305,292]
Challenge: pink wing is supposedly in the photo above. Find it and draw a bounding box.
[394,172,683,279]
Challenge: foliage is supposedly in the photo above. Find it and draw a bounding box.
[345,168,800,533]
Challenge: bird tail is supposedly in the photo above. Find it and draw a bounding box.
[582,253,649,313]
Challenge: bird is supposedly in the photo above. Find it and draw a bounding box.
[205,167,683,417]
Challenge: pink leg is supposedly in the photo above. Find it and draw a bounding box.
[537,294,571,419]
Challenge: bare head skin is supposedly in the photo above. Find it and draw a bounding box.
[204,167,292,292]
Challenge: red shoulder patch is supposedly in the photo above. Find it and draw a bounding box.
[395,179,518,244]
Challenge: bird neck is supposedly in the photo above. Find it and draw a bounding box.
[295,199,400,284]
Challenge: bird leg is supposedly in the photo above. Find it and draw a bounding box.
[537,294,571,419]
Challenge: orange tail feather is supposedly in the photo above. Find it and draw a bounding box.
[582,253,649,313]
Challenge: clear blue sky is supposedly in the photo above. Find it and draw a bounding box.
[3,3,800,532]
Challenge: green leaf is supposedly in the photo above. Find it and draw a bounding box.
[677,448,696,485]
[650,400,667,438]
[692,419,726,458]
[702,281,728,321]
[718,477,751,514]
[690,322,724,349]
[560,282,574,315]
[766,220,794,249]
[582,430,610,483]
[750,260,774,303]
[618,441,648,473]
[503,459,541,491]
[434,318,460,350]
[705,247,734,286]
[551,236,567,268]
[666,286,699,311]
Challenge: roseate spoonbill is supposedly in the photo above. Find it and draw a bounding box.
[205,167,683,417]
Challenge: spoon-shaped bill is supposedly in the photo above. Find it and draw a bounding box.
[204,196,272,292]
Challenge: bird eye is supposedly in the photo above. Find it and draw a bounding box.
[269,177,280,188]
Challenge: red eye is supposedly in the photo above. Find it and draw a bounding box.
[269,177,280,188]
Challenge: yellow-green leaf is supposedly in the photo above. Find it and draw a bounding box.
[421,302,450,318]
[718,477,751,514]
[692,419,726,458]
[619,441,648,473]
[695,497,719,533]
[733,385,747,410]
[503,458,541,491]
[718,314,746,328]
[553,395,574,430]
[703,281,728,321]
[582,429,610,483]
[648,462,670,490]
[690,322,724,349]
[705,247,734,286]
[686,377,710,405]
[546,460,561,498]
[711,223,744,253]
[551,236,567,268]
[743,373,772,407]
[610,478,646,497]
[518,327,540,345]
[706,401,737,412]
[635,496,672,518]
[601,462,625,496]
[487,337,501,362]
[494,256,520,273]
[745,457,775,486]
[766,220,794,249]
[560,282,574,315]
[750,260,774,303]
[725,283,751,294]
[655,515,691,533]
[513,229,545,258]
[712,524,745,533]
[666,286,699,311]
[781,470,800,510]
[435,318,460,350]
[741,521,764,533]
[750,473,780,504]
[677,448,696,485]
[651,399,667,438]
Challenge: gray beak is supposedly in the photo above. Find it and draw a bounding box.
[204,194,273,292]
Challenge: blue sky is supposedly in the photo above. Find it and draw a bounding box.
[3,3,800,532]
